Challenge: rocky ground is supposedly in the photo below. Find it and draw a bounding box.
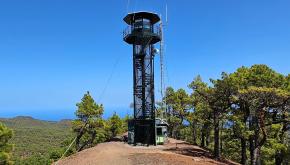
[55,138,239,165]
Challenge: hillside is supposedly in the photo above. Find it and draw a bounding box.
[0,116,73,158]
[56,138,239,165]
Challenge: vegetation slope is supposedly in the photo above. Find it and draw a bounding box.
[0,116,73,162]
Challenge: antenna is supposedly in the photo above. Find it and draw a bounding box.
[164,3,168,118]
[161,3,169,119]
[166,3,168,24]
[159,15,166,119]
[126,0,130,14]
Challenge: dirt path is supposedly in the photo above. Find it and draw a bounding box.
[55,139,239,165]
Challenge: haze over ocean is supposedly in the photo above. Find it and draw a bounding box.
[0,107,131,121]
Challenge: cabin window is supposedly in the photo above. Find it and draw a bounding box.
[143,19,150,23]
[135,19,142,22]
[143,23,150,30]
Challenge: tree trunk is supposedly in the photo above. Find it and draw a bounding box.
[275,151,283,165]
[213,110,220,159]
[220,121,224,154]
[249,115,255,165]
[78,131,96,152]
[172,127,175,139]
[201,124,206,147]
[172,126,177,139]
[241,108,248,165]
[192,121,197,145]
[249,137,254,165]
[90,131,96,147]
[78,140,90,151]
[240,137,247,165]
[253,112,262,165]
[76,131,84,151]
[206,124,210,147]
[253,145,261,165]
[275,111,287,165]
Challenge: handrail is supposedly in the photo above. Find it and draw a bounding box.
[123,25,161,38]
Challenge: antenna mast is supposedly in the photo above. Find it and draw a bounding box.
[160,4,167,119]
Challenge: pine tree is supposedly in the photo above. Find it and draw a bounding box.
[108,112,123,138]
[0,122,13,165]
[72,91,104,151]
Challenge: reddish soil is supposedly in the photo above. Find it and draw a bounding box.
[54,138,239,165]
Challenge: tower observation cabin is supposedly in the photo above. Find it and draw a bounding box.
[123,12,161,146]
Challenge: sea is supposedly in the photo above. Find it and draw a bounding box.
[0,107,132,121]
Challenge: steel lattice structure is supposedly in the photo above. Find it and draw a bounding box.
[123,12,161,145]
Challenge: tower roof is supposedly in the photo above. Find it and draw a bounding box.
[123,11,160,25]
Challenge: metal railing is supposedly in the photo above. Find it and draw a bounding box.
[123,24,161,38]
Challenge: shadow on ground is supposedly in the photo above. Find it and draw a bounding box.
[163,142,238,165]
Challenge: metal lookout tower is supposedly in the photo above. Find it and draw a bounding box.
[123,12,161,145]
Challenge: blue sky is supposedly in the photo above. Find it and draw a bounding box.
[0,0,290,120]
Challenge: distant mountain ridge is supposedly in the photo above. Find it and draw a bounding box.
[0,116,73,158]
[0,115,72,122]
